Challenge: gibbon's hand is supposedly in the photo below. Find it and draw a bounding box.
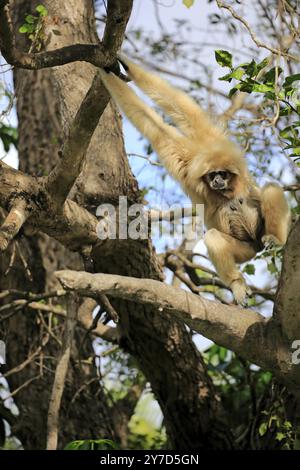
[261,234,282,250]
[230,279,252,306]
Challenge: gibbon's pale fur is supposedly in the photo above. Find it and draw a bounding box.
[99,56,290,304]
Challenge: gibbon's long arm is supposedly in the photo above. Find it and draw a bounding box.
[98,68,191,180]
[117,54,216,141]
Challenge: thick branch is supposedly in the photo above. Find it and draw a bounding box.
[55,270,290,376]
[0,161,99,250]
[45,72,109,203]
[274,218,300,340]
[102,0,134,60]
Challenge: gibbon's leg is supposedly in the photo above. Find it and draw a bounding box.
[204,228,257,304]
[117,55,214,139]
[98,69,190,179]
[260,183,290,247]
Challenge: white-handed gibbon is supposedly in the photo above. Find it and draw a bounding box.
[99,56,290,304]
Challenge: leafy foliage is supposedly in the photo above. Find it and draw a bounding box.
[19,4,48,51]
[65,439,117,450]
[128,417,166,450]
[215,51,300,163]
[0,123,18,152]
[203,344,299,449]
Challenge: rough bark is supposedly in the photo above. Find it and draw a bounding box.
[0,0,115,450]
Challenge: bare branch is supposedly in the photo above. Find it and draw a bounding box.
[4,335,49,378]
[77,298,120,343]
[220,92,247,125]
[0,198,29,251]
[216,0,299,62]
[46,295,78,450]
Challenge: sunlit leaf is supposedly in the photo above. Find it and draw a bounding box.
[215,50,232,68]
[183,0,194,8]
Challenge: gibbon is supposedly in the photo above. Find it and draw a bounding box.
[99,56,290,304]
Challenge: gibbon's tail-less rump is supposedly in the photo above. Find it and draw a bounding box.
[99,56,290,305]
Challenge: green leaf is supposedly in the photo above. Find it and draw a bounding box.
[279,107,291,117]
[19,24,29,33]
[259,422,268,436]
[183,0,194,7]
[219,72,233,82]
[219,347,227,361]
[243,263,255,275]
[0,123,18,151]
[263,67,283,85]
[283,73,300,88]
[64,440,84,450]
[260,371,272,385]
[64,438,117,451]
[215,50,232,68]
[219,68,244,82]
[228,84,241,97]
[36,4,48,16]
[25,14,37,24]
[231,68,245,80]
[256,57,269,74]
[276,432,285,442]
[252,83,274,93]
[280,125,296,138]
[267,262,277,274]
[242,60,257,78]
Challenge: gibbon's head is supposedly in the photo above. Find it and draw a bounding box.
[186,139,249,199]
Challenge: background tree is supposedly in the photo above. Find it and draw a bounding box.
[0,0,299,450]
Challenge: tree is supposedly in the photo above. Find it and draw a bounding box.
[0,0,299,450]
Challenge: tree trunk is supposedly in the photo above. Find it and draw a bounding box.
[1,0,114,450]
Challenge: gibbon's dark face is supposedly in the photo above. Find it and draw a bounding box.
[204,170,232,191]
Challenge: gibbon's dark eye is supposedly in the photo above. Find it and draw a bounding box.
[219,171,228,179]
[209,172,217,180]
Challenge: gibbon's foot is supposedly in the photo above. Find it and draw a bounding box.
[230,279,252,306]
[262,234,281,250]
